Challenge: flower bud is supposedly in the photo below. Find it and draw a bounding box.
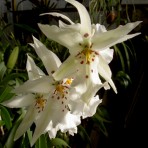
[7,46,19,73]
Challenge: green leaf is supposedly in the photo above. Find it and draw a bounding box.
[4,115,23,148]
[93,106,111,123]
[0,120,5,126]
[78,125,92,147]
[92,106,111,136]
[0,105,12,130]
[26,129,33,145]
[114,45,125,71]
[115,71,131,88]
[121,42,131,71]
[35,134,47,148]
[0,73,27,87]
[48,138,70,148]
[21,131,32,148]
[0,86,14,103]
[0,62,7,80]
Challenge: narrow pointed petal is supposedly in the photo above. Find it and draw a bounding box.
[40,12,74,24]
[13,76,54,94]
[65,0,91,35]
[38,23,82,52]
[53,55,78,81]
[110,33,141,46]
[32,36,62,75]
[1,94,34,108]
[97,56,117,93]
[59,20,81,32]
[14,105,36,140]
[92,21,142,51]
[26,55,45,80]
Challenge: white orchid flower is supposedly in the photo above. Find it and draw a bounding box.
[38,0,142,96]
[2,37,81,146]
[29,37,103,121]
[1,55,49,141]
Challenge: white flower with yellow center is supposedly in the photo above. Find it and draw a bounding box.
[1,55,50,141]
[38,0,142,100]
[2,36,81,146]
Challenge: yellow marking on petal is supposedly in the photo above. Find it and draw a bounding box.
[65,78,73,85]
[82,49,92,64]
[35,95,47,112]
[56,84,65,94]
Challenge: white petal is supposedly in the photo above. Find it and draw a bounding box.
[69,57,102,104]
[53,55,79,81]
[14,76,54,94]
[14,105,37,140]
[111,33,141,45]
[92,23,107,34]
[31,95,80,146]
[1,94,35,108]
[69,95,102,119]
[71,77,104,104]
[40,12,74,25]
[38,23,82,53]
[66,0,91,35]
[82,95,102,119]
[46,122,58,139]
[99,48,114,64]
[59,20,80,31]
[58,112,80,134]
[32,36,62,75]
[26,55,45,80]
[68,127,78,136]
[97,56,117,93]
[92,21,142,51]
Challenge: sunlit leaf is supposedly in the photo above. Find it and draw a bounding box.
[0,86,14,103]
[0,105,12,130]
[0,73,27,87]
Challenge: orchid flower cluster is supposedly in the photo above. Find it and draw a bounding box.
[1,0,141,146]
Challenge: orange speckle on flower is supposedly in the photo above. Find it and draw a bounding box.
[84,33,89,38]
[85,75,89,78]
